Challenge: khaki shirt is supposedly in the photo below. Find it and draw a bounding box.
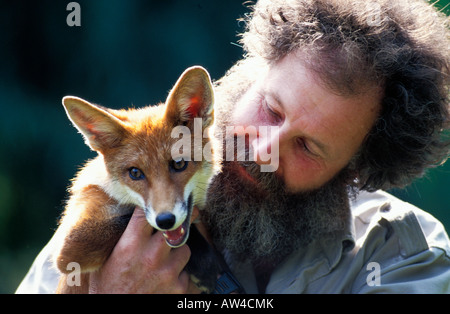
[16,190,450,294]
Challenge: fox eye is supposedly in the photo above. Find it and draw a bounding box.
[170,158,188,172]
[129,167,145,180]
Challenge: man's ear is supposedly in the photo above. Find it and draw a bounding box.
[164,66,214,129]
[62,96,127,152]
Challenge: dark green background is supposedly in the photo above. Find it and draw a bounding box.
[0,1,448,294]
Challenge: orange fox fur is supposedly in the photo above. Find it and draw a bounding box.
[54,66,220,293]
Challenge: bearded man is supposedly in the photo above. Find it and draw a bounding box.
[18,0,449,293]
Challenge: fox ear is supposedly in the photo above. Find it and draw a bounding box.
[164,66,214,128]
[62,96,126,152]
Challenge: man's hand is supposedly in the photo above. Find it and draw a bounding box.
[88,207,200,293]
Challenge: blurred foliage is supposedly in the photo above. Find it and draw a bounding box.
[0,0,448,294]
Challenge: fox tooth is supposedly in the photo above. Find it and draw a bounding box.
[162,232,168,238]
[180,227,185,235]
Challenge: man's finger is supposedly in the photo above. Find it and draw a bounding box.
[180,270,201,294]
[117,207,153,249]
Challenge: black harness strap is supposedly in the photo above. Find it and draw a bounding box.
[211,248,246,294]
[213,270,245,294]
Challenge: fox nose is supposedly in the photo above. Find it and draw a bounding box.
[155,212,176,230]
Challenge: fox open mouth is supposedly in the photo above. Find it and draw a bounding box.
[162,194,193,248]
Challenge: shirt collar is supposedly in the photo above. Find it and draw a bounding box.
[319,210,356,269]
[264,225,355,293]
[227,209,356,293]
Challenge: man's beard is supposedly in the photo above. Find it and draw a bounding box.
[202,57,353,268]
[202,160,352,268]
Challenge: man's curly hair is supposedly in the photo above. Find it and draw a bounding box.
[238,0,450,191]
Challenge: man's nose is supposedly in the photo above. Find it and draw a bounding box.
[252,135,271,165]
[251,126,280,171]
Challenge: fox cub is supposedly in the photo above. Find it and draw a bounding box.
[55,66,221,293]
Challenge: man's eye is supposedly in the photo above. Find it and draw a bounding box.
[296,138,316,156]
[262,99,281,121]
